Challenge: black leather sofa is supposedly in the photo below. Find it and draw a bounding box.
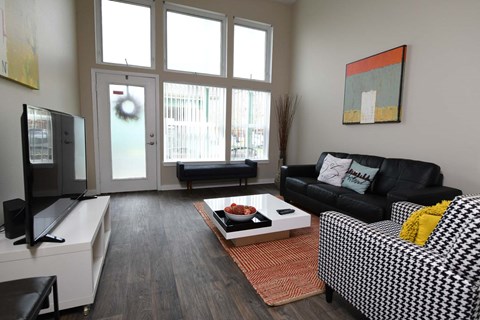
[280,152,462,222]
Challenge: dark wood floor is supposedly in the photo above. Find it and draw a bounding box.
[52,184,368,320]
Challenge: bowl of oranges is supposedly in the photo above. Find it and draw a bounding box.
[223,203,257,222]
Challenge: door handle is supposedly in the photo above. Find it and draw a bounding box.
[147,142,155,145]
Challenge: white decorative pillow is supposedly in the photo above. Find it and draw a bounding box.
[317,154,352,187]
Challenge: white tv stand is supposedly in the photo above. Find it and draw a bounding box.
[0,196,111,315]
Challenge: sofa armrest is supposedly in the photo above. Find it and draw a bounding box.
[280,164,316,196]
[390,201,424,225]
[387,186,463,206]
[318,211,478,319]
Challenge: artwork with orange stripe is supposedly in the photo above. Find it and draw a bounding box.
[346,46,407,77]
[343,45,406,124]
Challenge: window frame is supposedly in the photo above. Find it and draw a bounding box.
[163,2,227,77]
[94,0,156,69]
[233,17,273,83]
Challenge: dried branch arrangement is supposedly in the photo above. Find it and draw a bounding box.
[275,94,299,165]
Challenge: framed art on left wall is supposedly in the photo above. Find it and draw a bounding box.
[0,0,39,89]
[342,45,406,124]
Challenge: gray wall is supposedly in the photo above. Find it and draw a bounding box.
[0,0,79,224]
[290,0,480,193]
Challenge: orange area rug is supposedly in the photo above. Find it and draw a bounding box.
[194,202,325,306]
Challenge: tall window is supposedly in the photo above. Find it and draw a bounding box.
[164,83,226,162]
[161,5,274,163]
[164,3,226,76]
[96,0,154,68]
[234,18,273,82]
[231,89,271,161]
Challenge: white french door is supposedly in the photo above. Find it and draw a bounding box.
[95,72,158,193]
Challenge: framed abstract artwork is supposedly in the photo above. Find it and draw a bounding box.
[342,45,406,124]
[0,0,39,89]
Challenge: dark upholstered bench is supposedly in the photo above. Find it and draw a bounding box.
[176,159,258,190]
[0,276,59,320]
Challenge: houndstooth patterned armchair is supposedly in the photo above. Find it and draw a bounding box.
[318,194,480,320]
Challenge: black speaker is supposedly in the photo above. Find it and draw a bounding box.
[3,198,26,239]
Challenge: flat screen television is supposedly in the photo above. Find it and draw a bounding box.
[16,104,88,246]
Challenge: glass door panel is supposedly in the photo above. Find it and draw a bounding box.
[109,84,146,179]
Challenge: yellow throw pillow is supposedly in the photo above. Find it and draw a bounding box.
[414,214,442,246]
[399,200,451,243]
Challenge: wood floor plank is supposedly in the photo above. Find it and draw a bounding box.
[47,184,367,320]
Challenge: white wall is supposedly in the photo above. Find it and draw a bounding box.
[0,0,79,224]
[290,0,480,193]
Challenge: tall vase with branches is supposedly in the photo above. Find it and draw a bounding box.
[275,94,299,166]
[274,94,299,188]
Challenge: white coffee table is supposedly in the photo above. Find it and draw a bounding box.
[204,194,311,246]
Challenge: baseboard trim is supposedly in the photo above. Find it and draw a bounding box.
[159,178,275,191]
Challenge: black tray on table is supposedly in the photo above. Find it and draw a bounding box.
[213,210,272,232]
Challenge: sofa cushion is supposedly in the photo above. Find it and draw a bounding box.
[317,154,352,187]
[285,177,318,194]
[347,154,385,169]
[399,200,450,243]
[341,161,380,194]
[369,220,402,237]
[415,214,442,246]
[372,158,441,196]
[306,183,356,205]
[315,152,349,175]
[336,193,388,222]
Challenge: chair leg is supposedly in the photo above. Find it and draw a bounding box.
[52,277,60,320]
[325,284,333,303]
